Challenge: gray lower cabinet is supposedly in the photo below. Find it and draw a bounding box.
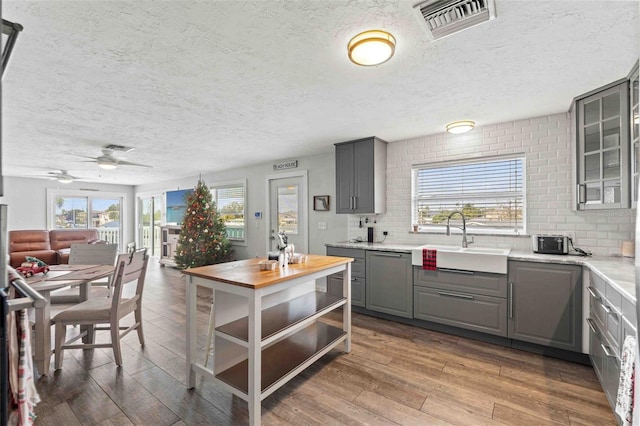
[414,287,507,336]
[326,247,366,307]
[413,267,508,336]
[366,251,412,318]
[507,261,582,352]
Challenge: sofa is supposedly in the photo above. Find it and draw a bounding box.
[9,229,100,268]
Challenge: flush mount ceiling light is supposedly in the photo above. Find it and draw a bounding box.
[446,120,475,134]
[348,30,396,66]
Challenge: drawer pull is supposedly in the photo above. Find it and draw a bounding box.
[602,305,619,319]
[373,253,402,258]
[587,286,601,301]
[586,318,598,334]
[438,290,474,300]
[601,344,616,358]
[438,268,474,275]
[351,278,359,282]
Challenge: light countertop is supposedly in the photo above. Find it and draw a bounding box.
[326,242,636,304]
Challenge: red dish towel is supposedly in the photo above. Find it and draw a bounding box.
[422,249,437,270]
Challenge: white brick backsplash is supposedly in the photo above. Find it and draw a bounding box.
[348,112,635,257]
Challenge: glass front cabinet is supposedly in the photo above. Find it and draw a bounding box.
[630,63,639,205]
[576,80,630,209]
[575,60,639,210]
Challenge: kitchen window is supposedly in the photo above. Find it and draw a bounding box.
[411,155,526,235]
[211,180,246,243]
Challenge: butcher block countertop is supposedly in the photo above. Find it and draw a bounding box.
[183,254,353,289]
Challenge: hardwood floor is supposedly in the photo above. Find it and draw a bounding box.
[32,260,616,425]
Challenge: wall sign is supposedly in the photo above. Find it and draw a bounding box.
[273,160,298,171]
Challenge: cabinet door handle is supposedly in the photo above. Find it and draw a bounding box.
[373,253,402,258]
[587,286,601,301]
[351,278,358,282]
[438,268,474,275]
[353,196,357,210]
[586,318,598,334]
[508,282,514,319]
[438,290,474,300]
[601,344,616,358]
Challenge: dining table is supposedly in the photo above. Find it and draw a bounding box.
[24,264,115,376]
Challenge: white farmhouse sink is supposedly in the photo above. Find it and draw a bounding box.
[411,245,510,274]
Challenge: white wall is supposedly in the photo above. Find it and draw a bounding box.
[0,176,136,244]
[347,113,636,257]
[134,151,348,259]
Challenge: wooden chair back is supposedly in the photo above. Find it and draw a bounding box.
[110,249,149,314]
[69,243,118,265]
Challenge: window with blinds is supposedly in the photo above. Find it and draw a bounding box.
[412,155,525,235]
[211,182,246,242]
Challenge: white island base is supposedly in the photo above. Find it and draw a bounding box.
[184,255,353,426]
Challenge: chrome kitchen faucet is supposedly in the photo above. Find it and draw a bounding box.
[446,211,474,248]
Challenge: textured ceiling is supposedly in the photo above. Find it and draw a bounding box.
[2,0,638,185]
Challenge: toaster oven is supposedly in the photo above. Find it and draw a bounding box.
[532,235,569,255]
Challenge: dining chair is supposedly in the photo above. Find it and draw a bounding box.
[50,243,118,304]
[52,248,149,369]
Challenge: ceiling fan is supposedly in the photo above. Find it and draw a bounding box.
[44,170,83,184]
[77,148,152,169]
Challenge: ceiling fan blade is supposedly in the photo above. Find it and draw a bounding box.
[117,160,152,168]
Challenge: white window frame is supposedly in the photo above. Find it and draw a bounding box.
[411,154,527,236]
[46,188,127,252]
[209,179,247,246]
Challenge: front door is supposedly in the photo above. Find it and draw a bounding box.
[268,173,308,254]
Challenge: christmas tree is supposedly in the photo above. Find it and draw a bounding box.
[174,179,234,269]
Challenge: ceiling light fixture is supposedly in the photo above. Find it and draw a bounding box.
[446,120,475,134]
[97,159,118,170]
[56,175,73,184]
[348,30,396,66]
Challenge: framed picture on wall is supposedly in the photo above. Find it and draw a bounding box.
[313,195,330,211]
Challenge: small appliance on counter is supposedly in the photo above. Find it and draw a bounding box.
[532,234,569,255]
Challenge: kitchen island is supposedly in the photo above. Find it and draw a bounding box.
[183,254,353,426]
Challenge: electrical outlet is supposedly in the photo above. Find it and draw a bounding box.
[318,222,327,230]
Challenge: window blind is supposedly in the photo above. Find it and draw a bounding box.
[212,184,246,241]
[412,156,525,233]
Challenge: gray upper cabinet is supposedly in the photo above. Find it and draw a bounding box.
[335,137,387,214]
[508,261,582,352]
[366,251,412,318]
[576,80,630,209]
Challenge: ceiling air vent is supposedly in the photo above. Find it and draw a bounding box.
[413,0,496,41]
[103,144,134,152]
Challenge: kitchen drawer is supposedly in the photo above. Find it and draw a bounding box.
[414,267,507,298]
[622,297,636,326]
[326,247,365,259]
[622,316,636,344]
[590,271,606,295]
[588,319,605,383]
[604,304,622,355]
[326,247,365,276]
[413,286,507,337]
[327,273,365,307]
[605,282,622,312]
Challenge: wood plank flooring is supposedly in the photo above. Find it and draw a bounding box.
[32,260,616,425]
